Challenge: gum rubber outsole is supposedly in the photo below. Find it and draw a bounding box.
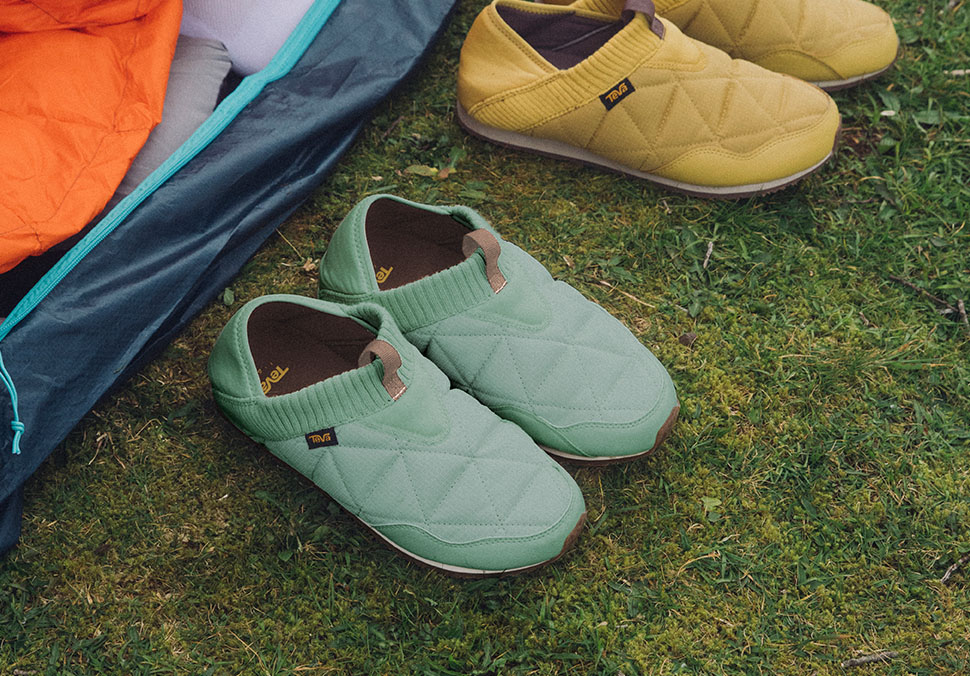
[457,103,839,199]
[541,405,680,466]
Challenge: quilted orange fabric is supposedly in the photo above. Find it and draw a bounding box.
[0,0,181,274]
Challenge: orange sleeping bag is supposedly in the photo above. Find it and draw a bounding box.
[0,0,182,274]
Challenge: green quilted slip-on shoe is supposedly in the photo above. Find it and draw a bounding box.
[318,195,680,465]
[208,294,586,576]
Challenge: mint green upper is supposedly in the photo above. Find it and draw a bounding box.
[319,195,678,458]
[208,297,405,442]
[208,294,584,572]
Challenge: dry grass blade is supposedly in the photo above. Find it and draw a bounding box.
[941,552,970,584]
[841,651,898,668]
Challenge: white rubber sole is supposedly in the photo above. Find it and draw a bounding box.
[541,443,657,465]
[810,59,897,91]
[457,103,835,199]
[366,517,584,577]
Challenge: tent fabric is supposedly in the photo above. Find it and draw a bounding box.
[0,0,458,555]
[0,0,182,274]
[108,35,233,209]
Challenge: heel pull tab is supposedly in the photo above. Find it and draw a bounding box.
[358,339,407,400]
[0,347,23,455]
[623,0,665,38]
[462,230,508,293]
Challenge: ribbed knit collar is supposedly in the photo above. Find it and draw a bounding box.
[328,201,508,333]
[475,0,668,131]
[214,301,414,442]
[581,9,664,72]
[362,249,499,333]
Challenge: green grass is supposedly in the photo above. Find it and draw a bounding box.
[3,0,969,673]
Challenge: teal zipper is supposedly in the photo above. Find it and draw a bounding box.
[0,0,343,454]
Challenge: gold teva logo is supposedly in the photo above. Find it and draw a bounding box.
[306,427,338,448]
[604,82,628,103]
[308,431,332,445]
[375,266,393,284]
[600,78,635,111]
[260,365,289,394]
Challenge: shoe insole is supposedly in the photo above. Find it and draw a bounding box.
[365,198,469,290]
[497,6,624,70]
[247,302,375,397]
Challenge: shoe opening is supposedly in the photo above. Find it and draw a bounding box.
[247,302,375,396]
[496,5,623,69]
[365,198,469,290]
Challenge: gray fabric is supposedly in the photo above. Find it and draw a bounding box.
[109,35,232,207]
[180,0,315,75]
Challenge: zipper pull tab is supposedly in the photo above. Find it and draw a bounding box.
[10,421,23,455]
[0,347,23,455]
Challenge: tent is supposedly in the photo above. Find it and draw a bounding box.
[0,0,459,555]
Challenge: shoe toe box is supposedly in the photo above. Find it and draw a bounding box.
[652,60,841,190]
[527,349,680,461]
[484,280,681,461]
[373,456,587,574]
[753,0,899,84]
[813,3,899,84]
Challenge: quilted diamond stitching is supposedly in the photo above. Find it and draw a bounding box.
[314,444,364,513]
[309,397,570,533]
[526,307,598,398]
[459,333,512,392]
[414,326,650,411]
[325,437,560,529]
[665,0,889,59]
[424,334,649,419]
[406,256,660,426]
[504,19,832,171]
[578,61,825,165]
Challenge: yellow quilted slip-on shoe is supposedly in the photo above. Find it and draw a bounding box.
[544,0,899,90]
[457,0,841,198]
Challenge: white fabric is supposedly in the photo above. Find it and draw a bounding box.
[180,0,315,75]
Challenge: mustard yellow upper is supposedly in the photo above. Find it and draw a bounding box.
[547,0,899,83]
[458,0,840,188]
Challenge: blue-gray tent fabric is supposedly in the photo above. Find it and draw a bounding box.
[0,0,458,555]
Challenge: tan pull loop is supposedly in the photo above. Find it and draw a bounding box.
[622,0,665,38]
[358,339,406,400]
[462,230,508,293]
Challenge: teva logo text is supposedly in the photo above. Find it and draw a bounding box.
[261,365,289,394]
[306,427,339,449]
[600,78,635,110]
[376,266,393,284]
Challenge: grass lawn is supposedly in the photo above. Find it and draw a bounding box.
[2,0,969,673]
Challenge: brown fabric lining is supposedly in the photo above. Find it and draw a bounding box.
[247,302,375,397]
[496,6,624,69]
[365,198,468,289]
